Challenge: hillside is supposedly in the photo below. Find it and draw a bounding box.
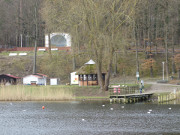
[0,55,34,77]
[0,51,73,83]
[1,49,180,85]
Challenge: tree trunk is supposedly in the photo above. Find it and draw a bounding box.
[19,0,23,47]
[33,4,38,74]
[48,33,52,58]
[134,22,139,74]
[150,65,153,78]
[114,52,117,75]
[164,1,169,81]
[96,62,104,92]
[72,56,76,70]
[171,33,175,75]
[104,48,114,91]
[136,28,139,73]
[165,23,169,81]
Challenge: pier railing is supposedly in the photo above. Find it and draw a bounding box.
[109,85,139,96]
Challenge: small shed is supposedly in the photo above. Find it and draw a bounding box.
[76,59,106,86]
[0,74,20,85]
[50,78,60,85]
[23,73,47,85]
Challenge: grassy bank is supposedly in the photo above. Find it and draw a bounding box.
[1,84,176,102]
[0,85,108,101]
[0,85,74,101]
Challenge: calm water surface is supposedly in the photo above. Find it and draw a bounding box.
[0,100,180,135]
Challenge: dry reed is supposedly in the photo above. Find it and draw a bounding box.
[0,85,74,101]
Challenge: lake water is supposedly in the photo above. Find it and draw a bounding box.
[0,100,180,135]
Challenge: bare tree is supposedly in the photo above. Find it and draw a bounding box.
[41,0,138,91]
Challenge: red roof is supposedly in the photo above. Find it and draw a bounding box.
[32,75,43,78]
[23,73,47,79]
[0,74,21,79]
[35,73,47,77]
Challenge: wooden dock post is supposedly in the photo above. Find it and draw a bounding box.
[110,98,113,103]
[118,98,121,103]
[125,97,128,104]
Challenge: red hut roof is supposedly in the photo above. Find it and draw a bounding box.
[35,73,47,77]
[0,74,21,79]
[23,73,47,79]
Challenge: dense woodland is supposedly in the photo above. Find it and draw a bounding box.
[0,0,44,47]
[0,0,180,90]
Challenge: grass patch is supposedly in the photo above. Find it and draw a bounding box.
[75,96,109,99]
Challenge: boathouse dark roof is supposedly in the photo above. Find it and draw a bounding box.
[0,74,21,85]
[76,63,106,75]
[76,64,97,74]
[0,74,21,79]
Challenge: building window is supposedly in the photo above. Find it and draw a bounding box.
[79,75,83,81]
[92,74,97,81]
[88,75,92,81]
[83,75,87,81]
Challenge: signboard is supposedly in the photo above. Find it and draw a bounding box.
[70,72,79,85]
[136,72,139,78]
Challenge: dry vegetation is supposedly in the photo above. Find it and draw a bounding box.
[0,85,74,101]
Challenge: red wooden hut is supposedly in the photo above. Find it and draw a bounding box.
[0,74,21,85]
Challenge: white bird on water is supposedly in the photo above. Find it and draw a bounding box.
[121,106,124,109]
[149,109,152,112]
[147,112,151,114]
[102,105,105,107]
[169,108,171,110]
[82,119,85,121]
[110,108,113,110]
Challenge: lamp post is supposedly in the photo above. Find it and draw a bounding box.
[20,34,23,48]
[162,62,165,80]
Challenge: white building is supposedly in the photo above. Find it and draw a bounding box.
[23,73,47,85]
[50,78,60,85]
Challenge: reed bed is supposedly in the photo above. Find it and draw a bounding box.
[0,85,74,101]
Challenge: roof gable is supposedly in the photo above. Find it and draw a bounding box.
[85,59,95,65]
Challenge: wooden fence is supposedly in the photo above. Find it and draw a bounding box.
[109,86,139,96]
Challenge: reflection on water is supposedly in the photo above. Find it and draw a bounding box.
[157,98,180,105]
[0,100,180,135]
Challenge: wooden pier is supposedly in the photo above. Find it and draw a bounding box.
[109,86,153,103]
[110,93,153,103]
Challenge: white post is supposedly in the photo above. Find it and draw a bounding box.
[20,34,23,47]
[162,62,165,80]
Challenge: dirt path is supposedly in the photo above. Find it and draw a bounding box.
[145,82,180,93]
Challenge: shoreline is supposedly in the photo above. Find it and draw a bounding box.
[0,83,179,102]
